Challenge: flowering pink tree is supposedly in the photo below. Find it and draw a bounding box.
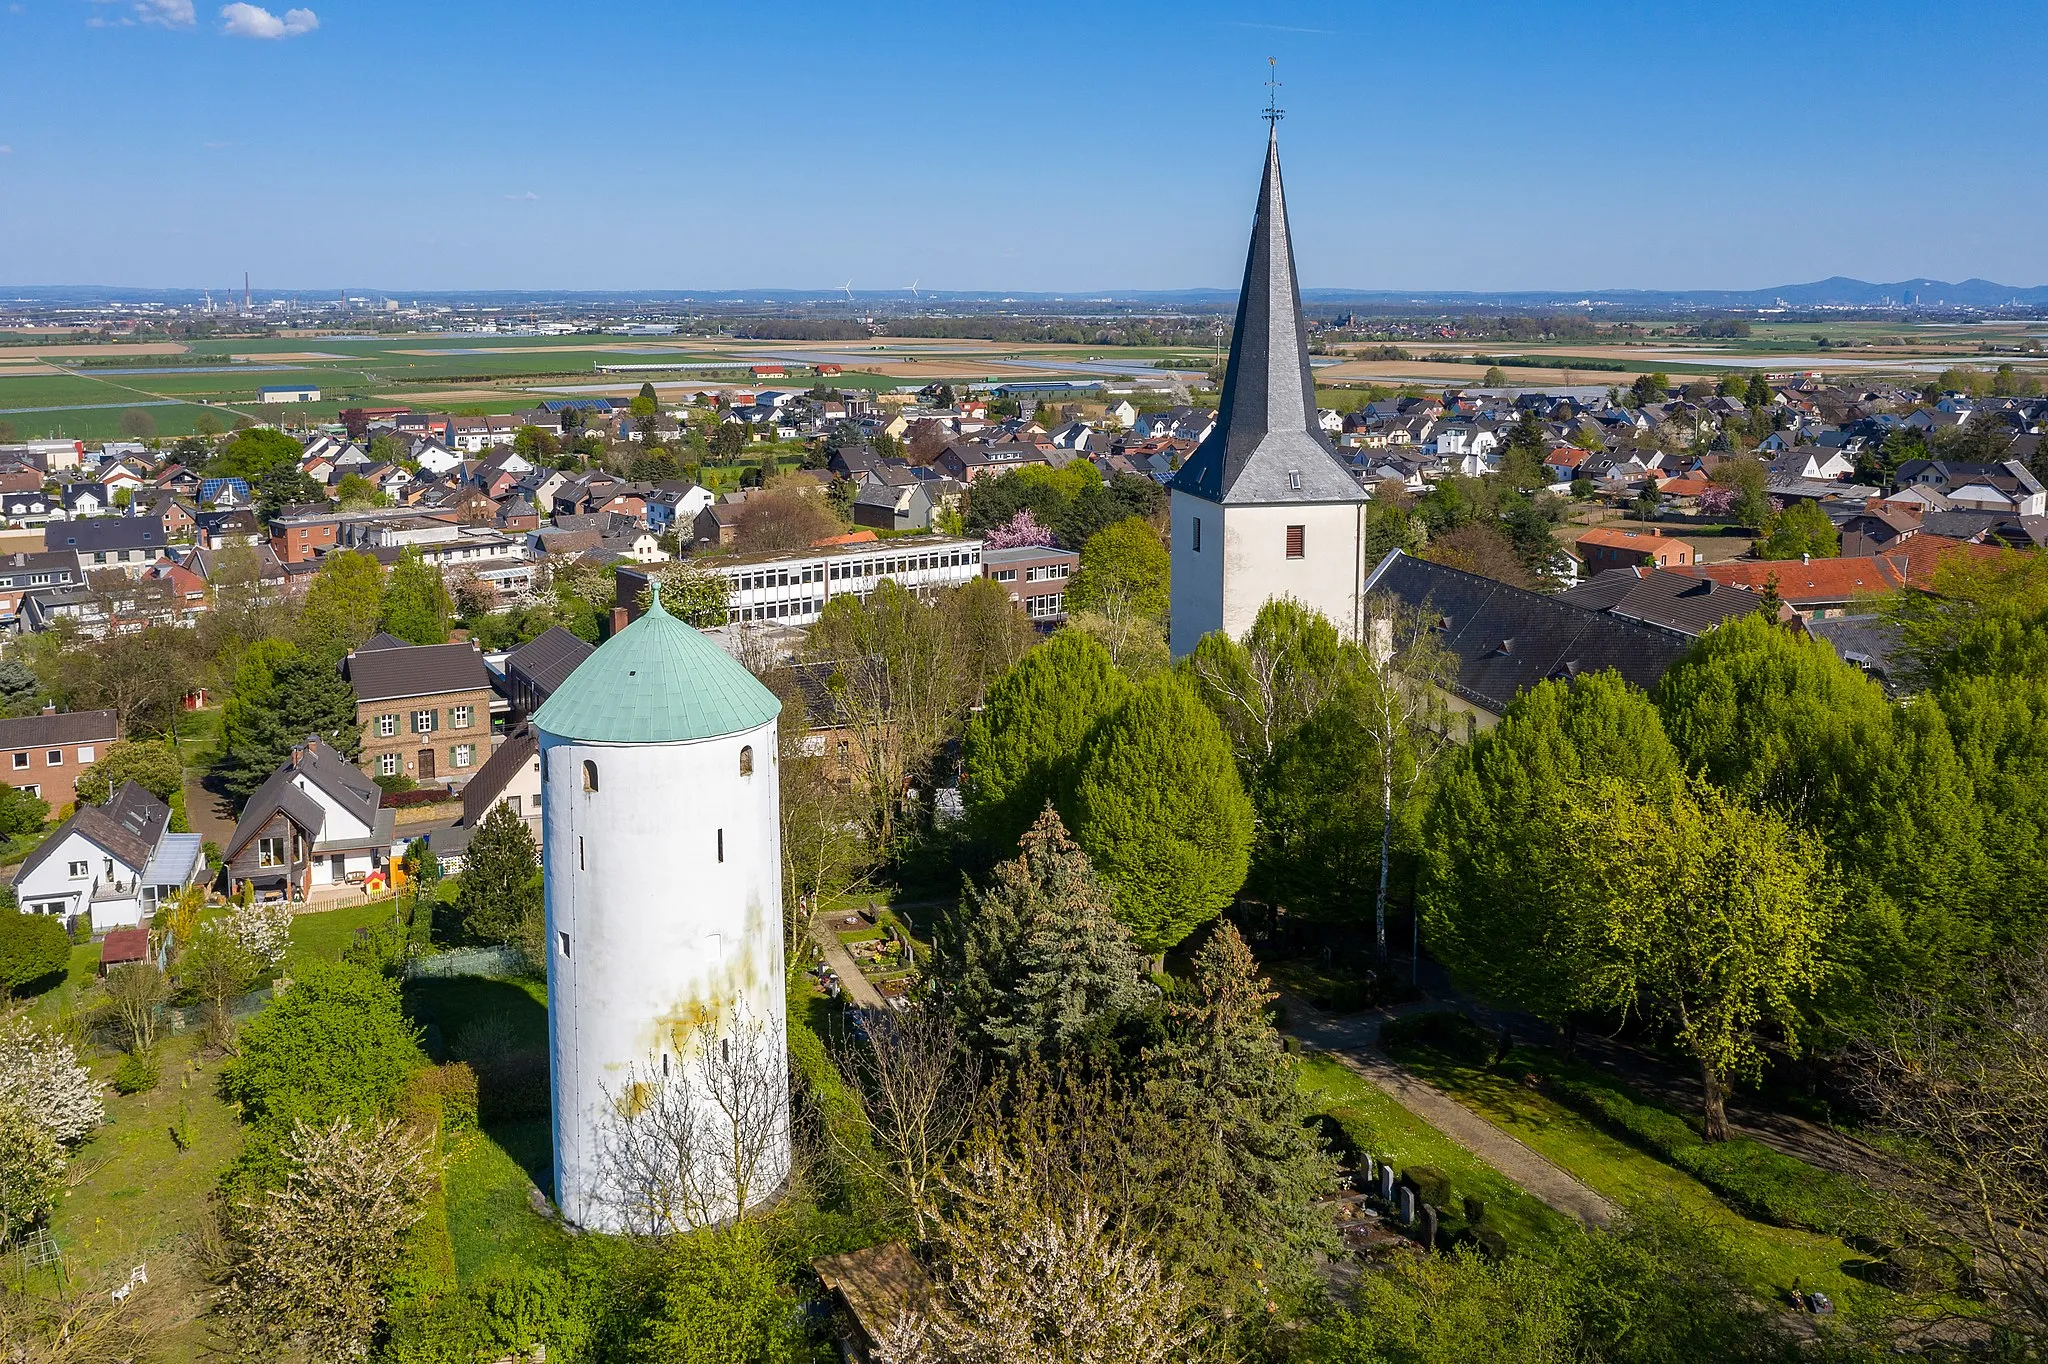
[1698,485,1738,516]
[982,510,1057,550]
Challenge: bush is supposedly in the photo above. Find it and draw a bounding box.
[1549,1077,1896,1242]
[0,1103,63,1242]
[0,911,70,995]
[1379,1010,1493,1066]
[112,1050,159,1095]
[1311,1105,1377,1169]
[1402,1164,1454,1210]
[382,1262,599,1364]
[220,960,426,1131]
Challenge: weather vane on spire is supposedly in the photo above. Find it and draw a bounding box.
[1264,56,1285,127]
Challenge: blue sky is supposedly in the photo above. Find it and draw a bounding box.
[2,0,2043,292]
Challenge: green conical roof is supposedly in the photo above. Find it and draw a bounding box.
[533,586,780,744]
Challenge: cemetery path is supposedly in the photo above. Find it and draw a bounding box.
[810,918,887,1010]
[1406,957,1902,1190]
[1285,996,1620,1229]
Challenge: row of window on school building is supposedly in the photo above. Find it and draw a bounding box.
[719,542,985,627]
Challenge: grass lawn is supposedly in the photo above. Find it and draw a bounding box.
[1297,1053,1573,1253]
[1382,1041,1892,1314]
[443,1117,566,1283]
[403,973,563,1283]
[30,1028,243,1356]
[286,896,405,966]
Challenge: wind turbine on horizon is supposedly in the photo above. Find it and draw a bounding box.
[841,279,854,301]
[905,278,920,300]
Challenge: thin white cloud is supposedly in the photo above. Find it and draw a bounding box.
[203,139,232,148]
[136,0,195,26]
[219,2,315,37]
[504,190,540,202]
[0,145,12,154]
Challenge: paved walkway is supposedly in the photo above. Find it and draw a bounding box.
[809,915,886,1010]
[1286,995,1619,1229]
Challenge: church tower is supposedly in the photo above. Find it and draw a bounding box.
[533,588,790,1233]
[1168,127,1367,656]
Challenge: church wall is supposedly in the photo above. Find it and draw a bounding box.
[1217,500,1366,643]
[1168,488,1226,655]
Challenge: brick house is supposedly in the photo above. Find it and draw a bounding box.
[981,544,1078,624]
[1575,527,1695,575]
[344,635,495,786]
[0,707,120,804]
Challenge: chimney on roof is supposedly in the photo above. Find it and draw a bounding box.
[1802,552,1811,565]
[39,702,54,716]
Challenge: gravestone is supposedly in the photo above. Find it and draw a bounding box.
[1378,1165,1396,1203]
[1421,1203,1438,1249]
[1398,1186,1416,1225]
[1363,1154,1377,1184]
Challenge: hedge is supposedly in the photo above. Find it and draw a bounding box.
[0,910,70,995]
[1549,1076,1896,1242]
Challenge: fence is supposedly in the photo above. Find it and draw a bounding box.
[404,945,526,980]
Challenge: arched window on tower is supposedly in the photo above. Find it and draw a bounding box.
[739,745,754,777]
[582,759,598,792]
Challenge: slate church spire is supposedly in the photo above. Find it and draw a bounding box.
[1170,126,1363,508]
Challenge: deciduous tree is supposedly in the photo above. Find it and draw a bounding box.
[377,549,453,645]
[74,738,182,806]
[1562,776,1840,1139]
[295,550,386,660]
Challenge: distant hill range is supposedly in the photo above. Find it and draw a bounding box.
[7,277,2048,310]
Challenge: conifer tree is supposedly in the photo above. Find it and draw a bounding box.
[1149,923,1339,1297]
[961,630,1131,857]
[937,806,1149,1061]
[219,654,362,804]
[1073,674,1252,957]
[452,801,541,947]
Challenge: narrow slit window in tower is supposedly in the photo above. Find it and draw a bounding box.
[578,836,584,870]
[739,744,753,777]
[716,828,724,863]
[582,759,598,792]
[1192,516,1202,552]
[557,931,570,958]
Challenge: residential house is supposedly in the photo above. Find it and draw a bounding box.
[145,493,197,541]
[1895,459,2047,517]
[1574,527,1695,574]
[1839,504,1924,557]
[60,485,111,517]
[458,723,542,839]
[196,477,251,509]
[1559,566,1772,638]
[345,635,495,785]
[645,480,714,533]
[224,738,397,902]
[493,626,594,722]
[0,707,117,803]
[13,781,203,929]
[2,491,62,528]
[47,517,169,575]
[0,553,83,632]
[851,482,934,533]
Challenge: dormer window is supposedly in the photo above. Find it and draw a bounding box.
[1288,469,1303,491]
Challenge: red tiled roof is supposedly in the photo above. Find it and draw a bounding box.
[1686,556,1906,602]
[1578,528,1688,552]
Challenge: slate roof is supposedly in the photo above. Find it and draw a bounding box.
[18,780,168,882]
[224,766,327,862]
[1805,615,1903,686]
[461,723,538,827]
[346,640,490,702]
[0,708,118,749]
[533,585,780,744]
[1362,551,1692,715]
[46,518,167,556]
[1169,129,1362,508]
[1558,567,1763,638]
[505,626,595,702]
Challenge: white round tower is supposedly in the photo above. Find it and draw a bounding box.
[532,588,788,1233]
